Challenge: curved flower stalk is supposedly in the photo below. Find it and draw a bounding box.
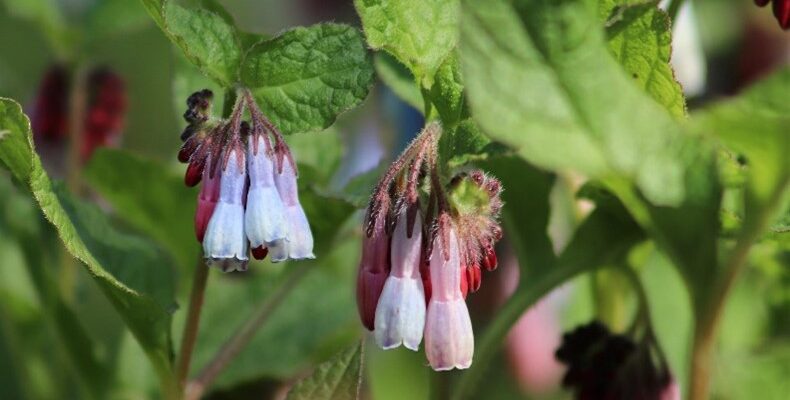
[176,88,317,271]
[355,123,505,371]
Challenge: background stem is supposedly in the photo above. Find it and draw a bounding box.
[175,257,210,389]
[185,263,313,400]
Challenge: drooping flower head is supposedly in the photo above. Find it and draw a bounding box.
[177,88,317,271]
[355,122,505,371]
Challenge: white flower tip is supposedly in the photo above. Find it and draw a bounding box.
[373,276,426,352]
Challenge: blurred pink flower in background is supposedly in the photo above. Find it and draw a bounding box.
[499,251,566,395]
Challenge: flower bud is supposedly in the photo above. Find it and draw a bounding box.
[195,155,221,242]
[203,149,249,271]
[374,207,426,351]
[424,219,474,370]
[274,158,315,260]
[356,204,391,330]
[245,134,288,249]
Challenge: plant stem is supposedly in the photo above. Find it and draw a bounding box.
[61,66,88,302]
[688,182,788,400]
[185,263,313,400]
[176,257,211,389]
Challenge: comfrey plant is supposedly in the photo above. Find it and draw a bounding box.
[356,123,504,370]
[178,89,314,272]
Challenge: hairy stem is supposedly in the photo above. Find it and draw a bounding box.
[185,263,313,400]
[175,257,211,389]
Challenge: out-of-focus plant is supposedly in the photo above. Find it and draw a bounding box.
[0,0,787,400]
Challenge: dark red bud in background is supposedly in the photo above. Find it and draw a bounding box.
[31,65,70,142]
[774,0,790,29]
[755,0,770,6]
[81,68,126,162]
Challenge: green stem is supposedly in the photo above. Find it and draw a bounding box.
[689,183,788,400]
[185,263,313,400]
[175,257,210,391]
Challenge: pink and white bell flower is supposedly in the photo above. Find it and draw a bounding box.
[374,207,426,351]
[245,134,288,251]
[203,149,249,272]
[273,157,314,260]
[424,217,474,370]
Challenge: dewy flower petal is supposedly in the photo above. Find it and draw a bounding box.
[274,158,315,260]
[424,222,474,371]
[203,149,249,270]
[374,208,425,351]
[245,134,288,248]
[195,155,221,242]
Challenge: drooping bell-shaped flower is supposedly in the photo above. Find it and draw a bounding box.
[374,206,426,351]
[203,148,249,272]
[273,156,314,260]
[195,155,221,242]
[245,133,288,251]
[424,217,474,370]
[356,202,391,330]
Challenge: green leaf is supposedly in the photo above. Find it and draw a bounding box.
[454,157,645,399]
[599,0,686,118]
[374,52,423,111]
[460,0,689,206]
[354,0,459,87]
[438,119,507,168]
[139,0,166,31]
[286,341,363,400]
[0,100,33,182]
[163,1,242,86]
[692,68,790,234]
[429,52,465,128]
[241,23,374,134]
[0,98,177,395]
[84,149,198,272]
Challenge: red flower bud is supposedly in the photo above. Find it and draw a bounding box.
[775,0,790,29]
[251,245,268,260]
[467,263,482,293]
[185,159,204,187]
[356,205,391,330]
[482,243,498,271]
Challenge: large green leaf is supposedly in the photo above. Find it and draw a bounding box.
[460,0,689,206]
[241,23,374,134]
[599,0,686,118]
[84,149,198,272]
[285,341,363,400]
[354,0,459,87]
[453,156,645,399]
[0,98,177,394]
[163,1,242,87]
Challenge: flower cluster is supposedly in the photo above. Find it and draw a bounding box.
[755,0,790,29]
[178,89,314,272]
[356,123,504,371]
[555,321,679,400]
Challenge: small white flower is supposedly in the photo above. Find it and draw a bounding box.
[245,134,288,248]
[274,159,315,260]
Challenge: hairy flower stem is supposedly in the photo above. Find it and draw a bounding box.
[185,263,313,400]
[175,257,210,389]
